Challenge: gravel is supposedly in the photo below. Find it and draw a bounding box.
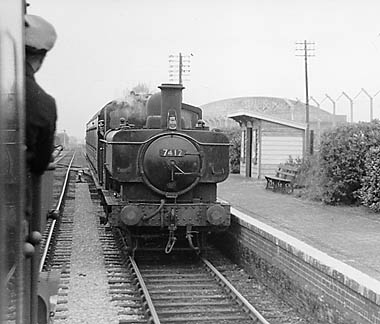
[57,182,119,324]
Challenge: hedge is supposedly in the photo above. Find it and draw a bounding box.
[318,120,380,205]
[215,128,240,173]
[357,146,380,211]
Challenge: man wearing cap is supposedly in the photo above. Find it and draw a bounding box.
[25,14,57,175]
[23,16,59,319]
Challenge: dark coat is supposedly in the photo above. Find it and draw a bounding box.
[25,62,57,175]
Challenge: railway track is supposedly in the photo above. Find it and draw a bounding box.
[40,150,76,271]
[4,150,77,323]
[133,256,268,323]
[102,228,307,324]
[6,146,306,324]
[83,173,311,324]
[38,150,77,321]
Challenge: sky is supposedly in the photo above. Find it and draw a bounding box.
[28,0,380,139]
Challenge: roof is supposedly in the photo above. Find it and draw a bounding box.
[201,96,346,124]
[228,111,307,130]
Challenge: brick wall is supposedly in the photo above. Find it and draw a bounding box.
[212,208,380,324]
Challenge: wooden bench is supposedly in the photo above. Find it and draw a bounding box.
[265,164,299,193]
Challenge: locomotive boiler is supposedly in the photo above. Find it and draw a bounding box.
[86,84,230,254]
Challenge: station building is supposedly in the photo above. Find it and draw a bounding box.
[201,96,346,179]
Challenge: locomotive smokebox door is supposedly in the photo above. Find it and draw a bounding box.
[141,134,202,197]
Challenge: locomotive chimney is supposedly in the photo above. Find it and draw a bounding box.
[159,83,184,130]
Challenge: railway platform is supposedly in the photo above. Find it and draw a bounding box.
[218,174,380,282]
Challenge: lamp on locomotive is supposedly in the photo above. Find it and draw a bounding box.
[167,110,178,130]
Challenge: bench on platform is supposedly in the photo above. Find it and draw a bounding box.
[265,164,299,193]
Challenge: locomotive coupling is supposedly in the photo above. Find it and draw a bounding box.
[165,208,178,254]
[186,225,200,253]
[165,224,177,254]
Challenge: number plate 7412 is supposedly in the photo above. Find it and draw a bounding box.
[159,149,186,157]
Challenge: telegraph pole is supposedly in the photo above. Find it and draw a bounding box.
[179,53,183,84]
[296,40,315,156]
[169,53,192,85]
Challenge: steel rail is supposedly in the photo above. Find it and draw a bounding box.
[128,256,161,324]
[39,152,76,272]
[201,257,271,324]
[115,227,161,324]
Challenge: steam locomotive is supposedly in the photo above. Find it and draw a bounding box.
[86,84,230,254]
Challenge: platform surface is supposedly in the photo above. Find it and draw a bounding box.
[218,174,380,281]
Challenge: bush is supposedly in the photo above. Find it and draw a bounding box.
[220,128,241,173]
[358,146,380,211]
[288,154,325,201]
[319,120,380,204]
